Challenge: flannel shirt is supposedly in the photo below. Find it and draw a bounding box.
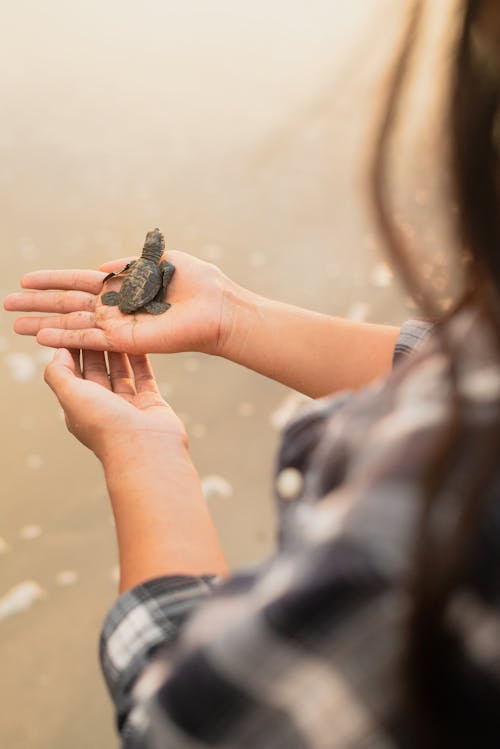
[99,312,500,747]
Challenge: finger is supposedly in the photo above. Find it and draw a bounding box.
[69,349,82,377]
[108,352,136,396]
[99,256,137,272]
[13,311,96,336]
[36,327,112,351]
[20,269,106,294]
[128,354,161,394]
[4,290,96,314]
[82,350,111,389]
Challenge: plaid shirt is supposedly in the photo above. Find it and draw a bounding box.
[100,313,500,747]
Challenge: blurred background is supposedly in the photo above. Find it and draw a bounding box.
[0,1,451,747]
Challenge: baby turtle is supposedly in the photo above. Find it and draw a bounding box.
[101,228,175,315]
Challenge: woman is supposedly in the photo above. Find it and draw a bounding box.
[4,1,500,746]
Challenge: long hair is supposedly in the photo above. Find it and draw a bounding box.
[370,1,500,745]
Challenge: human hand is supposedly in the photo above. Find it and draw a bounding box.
[44,348,186,461]
[45,348,228,588]
[5,251,232,356]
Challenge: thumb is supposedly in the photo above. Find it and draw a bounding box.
[44,348,79,399]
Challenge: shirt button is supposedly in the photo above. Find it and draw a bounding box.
[275,467,304,500]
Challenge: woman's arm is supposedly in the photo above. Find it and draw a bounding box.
[102,440,227,592]
[220,282,400,397]
[6,251,400,398]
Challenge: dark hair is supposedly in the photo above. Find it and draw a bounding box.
[370,1,500,745]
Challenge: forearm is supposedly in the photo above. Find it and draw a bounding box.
[220,282,400,398]
[101,435,228,593]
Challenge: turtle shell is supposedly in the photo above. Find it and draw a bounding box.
[118,259,162,313]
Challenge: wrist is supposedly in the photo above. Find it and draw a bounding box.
[217,278,264,362]
[99,429,189,475]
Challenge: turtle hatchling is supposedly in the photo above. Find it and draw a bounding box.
[101,228,175,314]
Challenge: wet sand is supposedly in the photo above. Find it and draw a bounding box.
[0,1,444,746]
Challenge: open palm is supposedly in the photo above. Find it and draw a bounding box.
[44,348,187,457]
[5,251,228,355]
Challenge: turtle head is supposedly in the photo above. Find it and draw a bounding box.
[141,227,165,262]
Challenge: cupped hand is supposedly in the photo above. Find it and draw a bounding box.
[44,348,187,460]
[4,251,230,356]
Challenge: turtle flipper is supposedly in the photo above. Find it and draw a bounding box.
[139,260,175,314]
[143,299,171,315]
[142,263,175,315]
[159,260,176,291]
[101,291,121,306]
[102,260,136,284]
